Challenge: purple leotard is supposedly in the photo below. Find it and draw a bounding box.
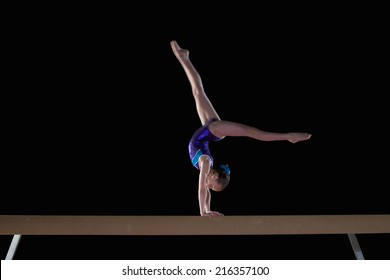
[189,119,222,170]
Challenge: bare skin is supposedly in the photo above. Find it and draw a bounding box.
[170,40,311,216]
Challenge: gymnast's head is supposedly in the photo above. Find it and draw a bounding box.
[208,164,231,192]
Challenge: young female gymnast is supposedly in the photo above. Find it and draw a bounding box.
[171,40,311,217]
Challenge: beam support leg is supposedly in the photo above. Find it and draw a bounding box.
[5,234,22,260]
[348,234,364,260]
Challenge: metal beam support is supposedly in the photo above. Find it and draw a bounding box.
[5,234,22,260]
[348,234,365,260]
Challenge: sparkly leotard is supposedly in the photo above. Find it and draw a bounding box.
[188,119,222,170]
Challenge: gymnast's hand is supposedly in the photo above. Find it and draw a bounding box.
[202,211,224,217]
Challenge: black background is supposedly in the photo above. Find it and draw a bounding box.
[1,3,388,260]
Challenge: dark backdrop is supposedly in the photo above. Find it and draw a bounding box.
[1,3,388,260]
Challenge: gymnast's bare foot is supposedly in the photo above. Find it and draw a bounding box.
[288,132,312,143]
[171,40,189,61]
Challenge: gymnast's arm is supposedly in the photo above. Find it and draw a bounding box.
[198,158,212,216]
[198,157,223,216]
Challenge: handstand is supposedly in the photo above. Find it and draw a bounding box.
[170,40,311,216]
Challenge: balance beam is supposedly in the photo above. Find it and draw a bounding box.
[1,215,389,235]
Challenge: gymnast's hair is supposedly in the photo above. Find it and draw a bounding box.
[215,164,231,191]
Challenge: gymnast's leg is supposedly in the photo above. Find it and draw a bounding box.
[209,120,311,143]
[171,40,220,125]
[171,40,311,144]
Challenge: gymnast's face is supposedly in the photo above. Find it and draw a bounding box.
[207,172,224,192]
[211,183,224,192]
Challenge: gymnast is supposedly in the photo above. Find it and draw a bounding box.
[171,40,311,217]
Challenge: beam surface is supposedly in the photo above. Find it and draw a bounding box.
[0,215,389,235]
